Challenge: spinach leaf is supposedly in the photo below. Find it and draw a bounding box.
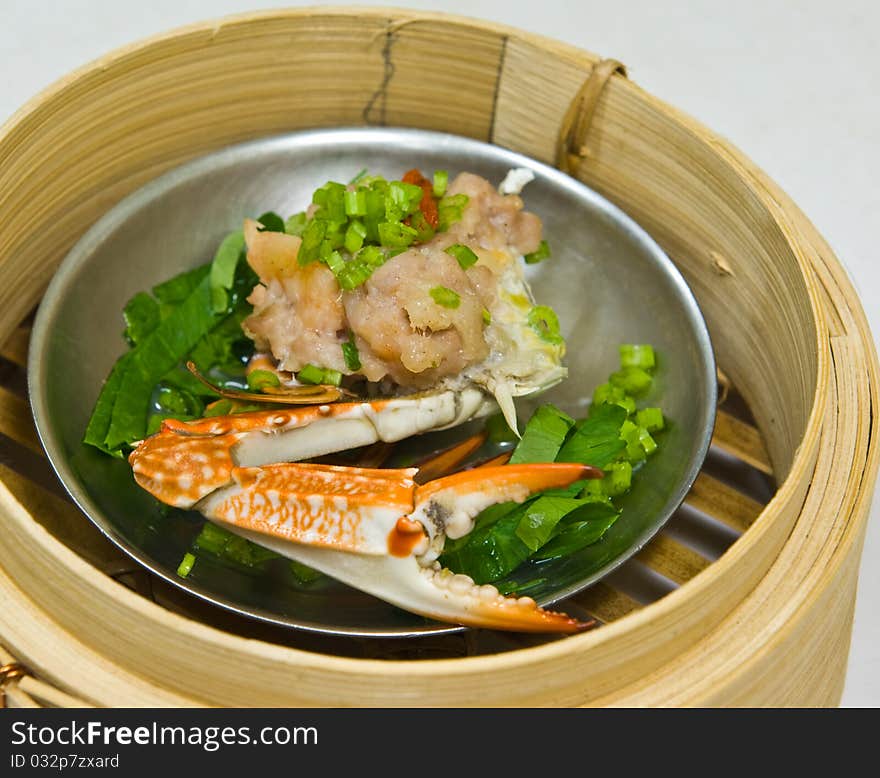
[532,502,621,561]
[122,292,160,346]
[255,211,286,233]
[102,275,222,450]
[514,495,588,551]
[509,404,574,464]
[209,231,246,313]
[152,265,209,305]
[556,402,627,468]
[82,351,133,456]
[439,502,534,584]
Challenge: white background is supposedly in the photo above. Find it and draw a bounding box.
[1,0,877,706]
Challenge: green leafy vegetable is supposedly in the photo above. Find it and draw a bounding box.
[443,343,665,584]
[152,264,209,305]
[209,230,246,313]
[514,495,588,552]
[255,211,285,233]
[123,292,160,346]
[83,352,134,456]
[556,403,627,468]
[509,404,574,464]
[532,503,621,561]
[85,256,255,454]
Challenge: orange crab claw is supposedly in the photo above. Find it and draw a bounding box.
[200,463,418,555]
[202,460,598,633]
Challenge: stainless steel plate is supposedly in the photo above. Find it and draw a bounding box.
[29,128,716,637]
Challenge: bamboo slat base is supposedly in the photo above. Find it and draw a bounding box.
[0,8,876,707]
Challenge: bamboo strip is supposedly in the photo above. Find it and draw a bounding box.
[570,582,641,623]
[0,324,29,367]
[635,534,711,585]
[711,410,773,475]
[0,388,40,453]
[684,472,764,532]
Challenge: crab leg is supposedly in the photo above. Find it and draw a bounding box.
[130,389,495,507]
[202,463,600,632]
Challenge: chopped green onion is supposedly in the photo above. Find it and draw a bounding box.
[348,168,368,185]
[342,333,361,371]
[177,552,196,578]
[344,220,367,253]
[344,189,367,217]
[619,420,647,463]
[482,308,492,325]
[247,369,281,392]
[324,250,345,276]
[430,286,461,309]
[639,426,658,455]
[296,364,328,385]
[438,193,469,231]
[378,221,418,248]
[603,461,632,496]
[298,219,326,265]
[336,245,386,290]
[524,240,551,264]
[620,343,656,371]
[322,368,342,387]
[592,382,636,414]
[610,366,653,395]
[636,407,665,432]
[433,169,448,198]
[527,305,564,345]
[385,181,423,222]
[285,211,308,236]
[408,210,435,242]
[445,243,479,269]
[314,181,346,222]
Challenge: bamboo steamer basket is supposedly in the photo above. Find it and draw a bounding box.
[0,7,876,708]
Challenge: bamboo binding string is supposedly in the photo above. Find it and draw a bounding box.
[556,58,627,174]
[0,660,27,708]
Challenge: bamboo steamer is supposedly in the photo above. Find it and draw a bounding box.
[0,8,876,707]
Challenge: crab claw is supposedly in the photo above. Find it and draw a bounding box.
[129,389,495,507]
[204,462,600,633]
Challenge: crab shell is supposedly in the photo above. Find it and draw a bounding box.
[130,391,602,632]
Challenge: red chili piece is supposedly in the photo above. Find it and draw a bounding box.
[402,168,439,229]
